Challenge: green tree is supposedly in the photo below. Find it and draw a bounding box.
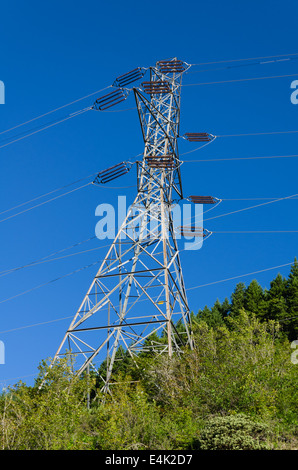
[244,279,267,318]
[230,282,246,316]
[284,258,298,340]
[267,273,287,299]
[196,303,223,328]
[265,273,288,326]
[220,297,231,317]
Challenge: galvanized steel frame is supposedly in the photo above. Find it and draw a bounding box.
[50,59,193,391]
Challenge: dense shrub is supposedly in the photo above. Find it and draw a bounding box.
[197,414,272,450]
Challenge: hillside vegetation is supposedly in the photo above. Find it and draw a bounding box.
[1,260,298,450]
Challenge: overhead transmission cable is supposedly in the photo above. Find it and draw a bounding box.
[204,192,298,223]
[0,106,92,151]
[189,52,298,66]
[2,185,298,303]
[0,244,114,277]
[0,107,93,147]
[217,130,298,138]
[182,153,298,163]
[0,86,112,137]
[185,261,295,290]
[222,197,298,201]
[0,236,98,277]
[0,171,100,217]
[211,230,298,234]
[179,130,298,157]
[0,67,296,153]
[0,161,137,224]
[0,259,104,305]
[182,73,298,87]
[1,51,296,139]
[186,55,298,75]
[179,128,298,158]
[0,54,296,152]
[3,213,298,279]
[179,192,298,229]
[0,182,92,223]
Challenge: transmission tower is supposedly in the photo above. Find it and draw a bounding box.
[51,58,195,391]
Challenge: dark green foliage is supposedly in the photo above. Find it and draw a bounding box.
[266,273,288,323]
[197,299,228,328]
[244,279,267,316]
[96,345,134,386]
[195,259,298,340]
[230,282,246,316]
[284,258,298,339]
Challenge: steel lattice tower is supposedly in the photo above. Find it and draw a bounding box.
[51,59,194,391]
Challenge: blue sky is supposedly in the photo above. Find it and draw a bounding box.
[1,0,298,387]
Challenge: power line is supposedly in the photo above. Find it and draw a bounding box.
[1,211,296,304]
[0,86,111,137]
[0,236,98,277]
[0,169,137,225]
[0,63,296,155]
[0,107,92,151]
[3,190,297,300]
[180,139,216,156]
[0,241,117,278]
[186,261,294,290]
[2,198,297,280]
[0,105,136,150]
[211,230,298,234]
[4,263,298,384]
[217,130,298,138]
[0,182,92,224]
[0,316,75,335]
[182,73,298,87]
[204,193,298,223]
[0,52,295,141]
[183,153,298,163]
[0,172,99,217]
[0,178,136,220]
[0,260,103,305]
[182,192,298,227]
[0,108,90,146]
[190,52,298,66]
[180,132,298,158]
[221,197,298,201]
[187,56,298,75]
[0,373,37,385]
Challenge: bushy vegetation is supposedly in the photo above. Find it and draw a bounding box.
[0,261,298,450]
[196,414,272,450]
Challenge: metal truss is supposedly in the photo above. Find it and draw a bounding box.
[51,58,194,391]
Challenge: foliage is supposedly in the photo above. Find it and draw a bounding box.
[1,260,298,450]
[141,311,298,424]
[196,258,298,341]
[85,384,200,450]
[196,414,272,450]
[0,357,92,450]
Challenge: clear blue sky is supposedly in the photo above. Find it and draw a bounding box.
[1,0,298,387]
